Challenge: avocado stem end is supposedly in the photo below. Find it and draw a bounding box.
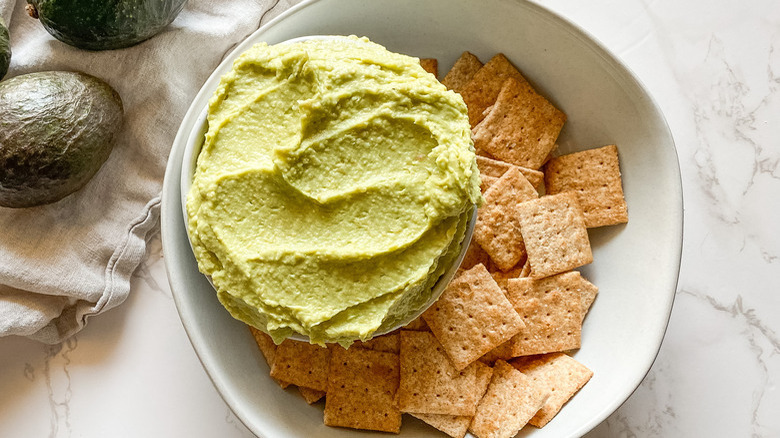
[26,4,39,20]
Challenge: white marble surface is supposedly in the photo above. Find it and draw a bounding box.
[2,0,779,437]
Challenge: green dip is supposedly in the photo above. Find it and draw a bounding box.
[187,36,481,344]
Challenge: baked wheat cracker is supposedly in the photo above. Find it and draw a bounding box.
[324,347,401,433]
[420,58,439,77]
[511,353,593,428]
[472,77,566,170]
[352,332,400,354]
[460,236,491,271]
[469,360,550,438]
[489,260,528,291]
[578,274,599,320]
[544,144,628,227]
[478,340,514,365]
[480,174,499,193]
[516,192,593,278]
[473,167,538,271]
[422,264,525,370]
[476,155,544,189]
[459,53,532,126]
[411,362,494,438]
[403,315,430,331]
[442,51,483,93]
[269,339,330,392]
[298,387,326,404]
[248,326,291,389]
[505,276,583,356]
[397,330,480,416]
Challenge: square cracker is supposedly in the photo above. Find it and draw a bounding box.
[460,236,491,271]
[324,347,401,433]
[476,155,544,189]
[480,174,498,193]
[422,264,525,370]
[473,167,538,271]
[578,274,599,320]
[248,326,290,389]
[352,332,400,354]
[411,362,494,438]
[269,339,330,392]
[397,330,479,416]
[420,58,439,77]
[459,53,532,126]
[478,340,514,365]
[472,77,566,170]
[505,275,583,356]
[488,260,528,291]
[442,51,483,93]
[402,315,430,331]
[298,387,326,404]
[469,360,550,438]
[544,144,628,227]
[516,192,593,278]
[412,413,472,438]
[476,155,513,178]
[511,353,593,428]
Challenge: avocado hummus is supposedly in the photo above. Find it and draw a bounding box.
[187,36,481,344]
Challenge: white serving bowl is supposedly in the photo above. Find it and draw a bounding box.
[161,0,683,437]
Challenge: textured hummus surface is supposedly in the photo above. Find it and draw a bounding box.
[187,36,480,344]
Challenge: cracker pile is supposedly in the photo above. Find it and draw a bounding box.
[247,51,628,438]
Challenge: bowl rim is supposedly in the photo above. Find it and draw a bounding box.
[161,0,683,436]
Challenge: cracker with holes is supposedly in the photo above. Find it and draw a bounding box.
[460,236,492,271]
[489,260,529,291]
[516,192,593,278]
[478,340,514,365]
[476,155,544,189]
[397,330,480,416]
[480,174,498,193]
[352,331,400,354]
[473,167,538,271]
[469,360,551,438]
[442,51,483,92]
[403,315,430,331]
[459,53,532,126]
[324,346,401,433]
[505,275,583,356]
[249,327,291,389]
[269,339,331,392]
[578,273,599,320]
[472,77,566,170]
[511,353,593,428]
[410,361,494,438]
[544,144,628,227]
[422,264,525,370]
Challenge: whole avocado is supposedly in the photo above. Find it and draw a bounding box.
[0,18,9,79]
[0,72,123,208]
[25,0,188,51]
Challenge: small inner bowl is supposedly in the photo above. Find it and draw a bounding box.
[179,35,478,343]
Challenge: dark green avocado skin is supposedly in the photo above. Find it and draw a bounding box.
[0,18,9,80]
[0,72,123,208]
[27,0,188,51]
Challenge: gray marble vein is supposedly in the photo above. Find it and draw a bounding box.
[44,338,78,438]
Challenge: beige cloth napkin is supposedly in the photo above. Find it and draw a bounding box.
[0,0,299,343]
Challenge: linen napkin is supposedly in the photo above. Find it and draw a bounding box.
[0,0,300,344]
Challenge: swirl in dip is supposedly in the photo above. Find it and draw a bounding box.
[186,36,480,344]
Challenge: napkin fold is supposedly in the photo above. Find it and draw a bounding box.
[0,0,298,344]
